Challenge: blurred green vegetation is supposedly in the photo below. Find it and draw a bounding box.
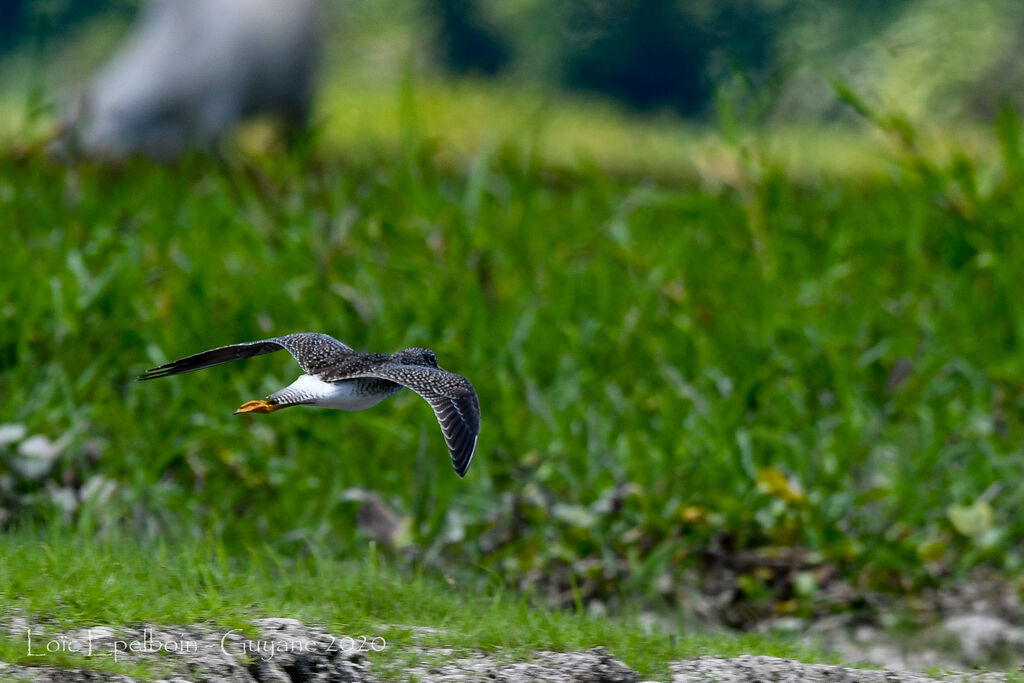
[2,79,1024,624]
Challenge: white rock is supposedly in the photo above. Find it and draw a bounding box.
[0,423,26,448]
[939,614,1024,664]
[11,434,66,479]
[47,485,79,515]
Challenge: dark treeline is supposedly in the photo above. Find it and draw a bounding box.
[0,0,135,52]
[430,0,914,115]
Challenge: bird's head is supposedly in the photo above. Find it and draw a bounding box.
[395,347,439,368]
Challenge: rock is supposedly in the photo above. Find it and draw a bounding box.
[817,624,946,672]
[249,618,372,682]
[3,619,375,683]
[812,612,1024,672]
[416,646,639,682]
[0,660,136,681]
[10,434,67,480]
[669,655,1006,682]
[47,484,79,515]
[936,614,1024,666]
[0,423,27,448]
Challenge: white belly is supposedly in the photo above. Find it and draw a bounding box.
[274,375,393,411]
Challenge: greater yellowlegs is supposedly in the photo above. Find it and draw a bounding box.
[138,333,480,477]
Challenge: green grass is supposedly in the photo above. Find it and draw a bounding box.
[0,529,825,680]
[1,80,1024,627]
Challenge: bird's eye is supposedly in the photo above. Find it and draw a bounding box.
[426,351,437,365]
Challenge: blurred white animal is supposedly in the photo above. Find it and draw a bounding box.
[61,0,320,160]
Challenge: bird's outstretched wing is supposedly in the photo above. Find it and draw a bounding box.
[138,333,352,380]
[330,363,481,477]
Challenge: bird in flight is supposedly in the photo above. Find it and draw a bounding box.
[138,333,480,477]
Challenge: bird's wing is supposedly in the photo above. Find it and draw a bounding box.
[138,333,352,380]
[330,363,480,477]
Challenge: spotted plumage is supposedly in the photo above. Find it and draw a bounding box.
[138,333,480,477]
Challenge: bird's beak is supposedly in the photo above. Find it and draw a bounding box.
[234,400,282,414]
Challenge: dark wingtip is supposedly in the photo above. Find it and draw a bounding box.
[452,433,478,478]
[137,367,169,381]
[453,452,472,477]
